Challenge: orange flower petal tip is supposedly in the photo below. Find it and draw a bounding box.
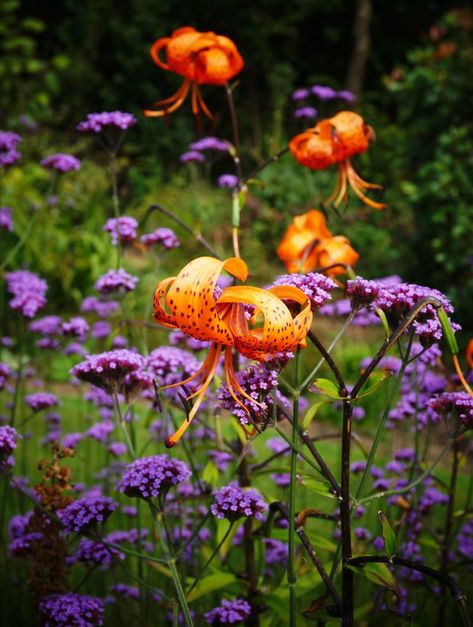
[289,111,385,209]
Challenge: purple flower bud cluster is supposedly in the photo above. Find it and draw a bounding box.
[0,425,19,457]
[145,346,201,399]
[5,270,48,318]
[30,315,63,336]
[70,538,124,568]
[190,137,230,152]
[140,227,180,250]
[263,538,288,565]
[0,130,21,167]
[0,362,12,391]
[294,106,317,120]
[95,268,138,295]
[40,153,81,173]
[180,150,206,163]
[25,392,59,413]
[80,297,119,318]
[346,277,380,308]
[91,321,111,340]
[39,593,104,627]
[217,174,239,189]
[62,317,89,340]
[271,272,337,310]
[457,518,473,559]
[0,206,13,232]
[211,484,268,521]
[118,454,191,499]
[103,216,138,246]
[77,111,137,133]
[71,349,144,393]
[311,85,338,100]
[218,364,279,425]
[111,583,140,600]
[428,392,473,428]
[87,421,114,443]
[209,450,234,472]
[204,598,252,625]
[57,495,118,534]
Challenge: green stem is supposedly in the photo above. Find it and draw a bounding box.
[186,522,234,596]
[113,393,137,458]
[0,210,39,273]
[288,347,301,626]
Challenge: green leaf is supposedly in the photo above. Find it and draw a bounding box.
[303,399,330,429]
[304,529,337,552]
[348,561,400,597]
[309,378,341,400]
[301,476,336,500]
[355,370,392,400]
[374,307,390,338]
[201,460,219,487]
[187,572,237,603]
[378,511,398,559]
[437,306,459,354]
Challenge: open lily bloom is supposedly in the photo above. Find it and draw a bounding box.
[277,209,359,275]
[144,26,244,119]
[153,256,312,446]
[289,111,386,210]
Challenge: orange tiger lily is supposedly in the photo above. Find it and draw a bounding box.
[276,209,359,275]
[144,26,244,119]
[289,111,386,210]
[153,256,312,446]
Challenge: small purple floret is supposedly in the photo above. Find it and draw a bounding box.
[40,153,81,173]
[118,454,191,499]
[57,495,118,534]
[77,111,137,133]
[211,484,268,521]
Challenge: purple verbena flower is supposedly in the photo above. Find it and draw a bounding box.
[294,106,317,120]
[311,85,337,100]
[39,593,104,627]
[205,598,252,625]
[62,317,89,340]
[211,484,268,521]
[70,349,144,393]
[190,137,229,152]
[91,321,111,340]
[103,217,138,246]
[209,450,234,472]
[110,584,140,600]
[0,206,13,232]
[180,150,205,163]
[5,270,47,318]
[263,538,288,564]
[109,442,127,457]
[77,111,137,133]
[271,272,337,310]
[428,392,473,427]
[140,227,180,250]
[118,454,191,499]
[29,315,63,336]
[25,392,59,413]
[0,425,19,457]
[87,421,114,442]
[347,277,381,308]
[291,88,310,101]
[217,174,239,189]
[0,131,21,167]
[62,432,83,449]
[95,268,138,295]
[0,362,12,391]
[57,495,118,534]
[80,296,119,318]
[337,90,356,103]
[71,538,123,568]
[40,153,81,173]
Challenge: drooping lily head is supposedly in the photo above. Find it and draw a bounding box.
[289,111,385,210]
[153,256,312,446]
[276,209,359,275]
[144,27,244,119]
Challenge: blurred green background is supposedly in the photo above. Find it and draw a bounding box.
[1,0,472,331]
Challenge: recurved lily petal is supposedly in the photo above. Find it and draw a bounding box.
[217,285,312,360]
[154,256,248,345]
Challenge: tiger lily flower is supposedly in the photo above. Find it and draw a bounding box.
[153,256,312,447]
[277,209,359,275]
[289,111,386,210]
[144,26,244,119]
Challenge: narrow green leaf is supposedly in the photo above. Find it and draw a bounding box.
[301,477,336,500]
[437,306,459,354]
[355,370,392,400]
[201,460,219,487]
[378,511,398,559]
[303,399,330,429]
[348,561,400,597]
[375,307,390,338]
[187,572,237,603]
[309,378,341,399]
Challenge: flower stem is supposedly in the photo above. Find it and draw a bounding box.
[340,400,354,626]
[186,522,234,596]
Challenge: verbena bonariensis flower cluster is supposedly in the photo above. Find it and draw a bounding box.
[1,23,472,627]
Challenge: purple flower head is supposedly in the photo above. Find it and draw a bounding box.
[71,349,144,393]
[263,538,288,564]
[6,270,48,318]
[9,532,44,557]
[266,437,288,454]
[350,461,366,474]
[103,216,138,246]
[91,321,111,340]
[311,85,337,100]
[0,206,13,232]
[140,227,180,250]
[80,296,119,318]
[180,150,205,163]
[205,598,252,625]
[374,282,458,345]
[118,454,191,499]
[218,364,279,425]
[428,392,473,427]
[190,137,230,152]
[145,346,201,399]
[57,495,118,534]
[0,131,21,167]
[39,593,104,627]
[271,272,337,310]
[394,448,415,462]
[95,268,138,295]
[112,335,128,348]
[209,450,234,472]
[62,317,89,340]
[211,484,268,521]
[72,538,123,568]
[40,153,81,173]
[271,473,290,487]
[337,90,356,103]
[109,442,127,457]
[291,88,310,101]
[25,392,59,413]
[419,487,448,514]
[87,421,114,443]
[0,426,19,458]
[294,106,318,120]
[347,277,380,308]
[111,583,140,600]
[0,362,12,391]
[29,315,63,336]
[62,432,83,449]
[355,527,372,541]
[8,511,33,539]
[217,174,239,189]
[77,111,137,133]
[64,343,88,357]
